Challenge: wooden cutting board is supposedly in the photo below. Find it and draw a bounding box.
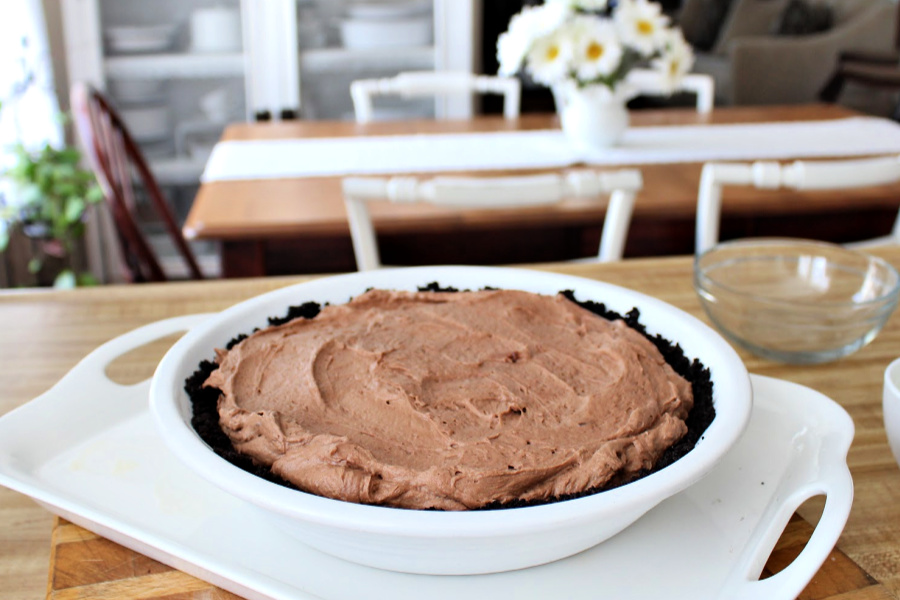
[46,515,895,600]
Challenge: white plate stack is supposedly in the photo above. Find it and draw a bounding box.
[104,24,179,54]
[340,0,432,49]
[189,6,242,53]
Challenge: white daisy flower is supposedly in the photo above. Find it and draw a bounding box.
[614,0,669,57]
[497,30,529,76]
[571,16,623,81]
[497,0,690,95]
[530,1,572,38]
[526,30,573,86]
[652,29,694,92]
[497,3,572,76]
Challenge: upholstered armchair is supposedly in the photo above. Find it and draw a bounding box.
[679,0,897,106]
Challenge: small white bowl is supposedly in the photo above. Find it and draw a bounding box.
[339,15,432,49]
[105,24,179,54]
[883,358,900,468]
[190,6,242,53]
[150,266,752,575]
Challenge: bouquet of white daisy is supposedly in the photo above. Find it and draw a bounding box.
[497,0,693,97]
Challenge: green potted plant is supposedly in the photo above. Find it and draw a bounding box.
[0,129,104,288]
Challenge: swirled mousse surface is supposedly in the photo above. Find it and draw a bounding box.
[205,289,694,511]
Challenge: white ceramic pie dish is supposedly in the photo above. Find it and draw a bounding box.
[149,266,752,575]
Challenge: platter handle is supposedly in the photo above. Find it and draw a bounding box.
[0,314,214,465]
[53,314,214,397]
[720,427,854,599]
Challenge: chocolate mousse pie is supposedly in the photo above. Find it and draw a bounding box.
[189,288,713,511]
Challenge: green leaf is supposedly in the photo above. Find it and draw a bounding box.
[68,222,85,240]
[86,185,104,204]
[56,147,81,164]
[35,164,54,191]
[27,257,42,274]
[16,160,36,182]
[53,269,76,289]
[76,271,99,287]
[64,196,86,222]
[54,163,77,179]
[0,228,8,252]
[56,183,78,199]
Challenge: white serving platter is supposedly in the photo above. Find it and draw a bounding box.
[0,315,853,600]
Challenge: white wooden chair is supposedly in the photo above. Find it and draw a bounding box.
[625,69,715,114]
[350,71,522,124]
[695,155,900,254]
[343,169,643,271]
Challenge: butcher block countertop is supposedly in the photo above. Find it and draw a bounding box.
[1,250,900,599]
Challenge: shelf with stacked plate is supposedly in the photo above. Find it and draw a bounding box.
[103,52,246,80]
[62,0,479,176]
[59,0,477,280]
[62,0,249,185]
[298,46,434,75]
[294,0,476,120]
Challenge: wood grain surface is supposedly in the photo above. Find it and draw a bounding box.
[42,514,892,600]
[185,105,900,241]
[0,250,899,599]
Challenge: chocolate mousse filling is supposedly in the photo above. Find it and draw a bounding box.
[186,285,714,511]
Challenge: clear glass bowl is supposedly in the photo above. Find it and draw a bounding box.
[694,238,900,364]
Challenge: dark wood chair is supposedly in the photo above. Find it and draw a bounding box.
[70,82,204,282]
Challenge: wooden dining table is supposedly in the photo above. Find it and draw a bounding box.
[2,249,900,599]
[185,104,900,278]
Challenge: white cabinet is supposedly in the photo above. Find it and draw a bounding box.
[60,0,478,186]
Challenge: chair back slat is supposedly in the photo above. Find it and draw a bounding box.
[351,71,522,124]
[695,156,900,254]
[342,169,642,271]
[624,69,715,113]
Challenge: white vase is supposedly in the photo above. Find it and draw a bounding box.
[554,83,634,151]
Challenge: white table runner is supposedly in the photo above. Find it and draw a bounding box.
[201,117,900,183]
